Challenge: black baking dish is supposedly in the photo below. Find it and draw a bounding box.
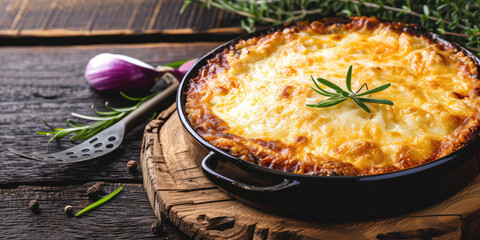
[176,18,480,221]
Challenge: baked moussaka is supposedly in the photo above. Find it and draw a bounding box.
[185,16,480,176]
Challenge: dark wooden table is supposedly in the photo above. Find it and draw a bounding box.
[0,1,242,238]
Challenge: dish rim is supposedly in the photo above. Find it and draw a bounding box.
[177,17,480,181]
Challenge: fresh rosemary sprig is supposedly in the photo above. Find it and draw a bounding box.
[182,0,480,54]
[75,187,123,217]
[307,65,393,113]
[36,92,156,151]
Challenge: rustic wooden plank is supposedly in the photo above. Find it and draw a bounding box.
[0,183,188,239]
[140,112,480,239]
[0,0,244,37]
[0,42,220,186]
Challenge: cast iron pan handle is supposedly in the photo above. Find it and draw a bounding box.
[202,151,299,192]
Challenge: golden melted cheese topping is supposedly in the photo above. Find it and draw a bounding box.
[186,17,480,175]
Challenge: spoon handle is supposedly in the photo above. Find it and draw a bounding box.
[119,78,179,132]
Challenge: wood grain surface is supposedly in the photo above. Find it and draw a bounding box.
[0,1,241,238]
[0,42,219,187]
[0,182,188,239]
[0,42,221,239]
[141,111,480,240]
[0,0,243,37]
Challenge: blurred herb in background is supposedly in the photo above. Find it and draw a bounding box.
[181,0,479,54]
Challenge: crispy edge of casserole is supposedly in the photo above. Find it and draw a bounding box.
[185,16,480,176]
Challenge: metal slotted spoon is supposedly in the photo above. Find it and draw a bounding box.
[8,79,179,164]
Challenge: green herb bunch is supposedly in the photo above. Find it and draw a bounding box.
[36,93,156,151]
[307,65,393,113]
[182,0,479,54]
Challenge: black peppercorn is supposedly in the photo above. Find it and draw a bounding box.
[29,199,39,213]
[64,205,74,216]
[127,160,138,172]
[151,220,164,235]
[87,183,103,200]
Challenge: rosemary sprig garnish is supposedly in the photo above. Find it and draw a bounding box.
[36,92,156,151]
[307,65,393,113]
[75,187,123,217]
[182,0,480,54]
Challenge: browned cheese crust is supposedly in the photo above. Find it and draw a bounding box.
[185,16,480,176]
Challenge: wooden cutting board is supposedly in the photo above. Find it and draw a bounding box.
[141,104,480,239]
